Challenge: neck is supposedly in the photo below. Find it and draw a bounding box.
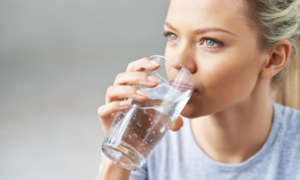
[190,82,274,164]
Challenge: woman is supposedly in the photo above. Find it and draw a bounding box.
[97,0,300,179]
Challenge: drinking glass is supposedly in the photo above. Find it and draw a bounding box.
[101,55,194,170]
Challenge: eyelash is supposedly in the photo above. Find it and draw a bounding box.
[163,31,224,49]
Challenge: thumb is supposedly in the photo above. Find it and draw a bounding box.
[169,116,184,131]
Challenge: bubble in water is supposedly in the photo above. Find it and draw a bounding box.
[160,126,166,133]
[137,121,142,128]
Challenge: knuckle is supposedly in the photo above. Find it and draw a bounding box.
[114,72,125,84]
[107,85,114,92]
[126,62,134,71]
[97,106,104,117]
[116,72,124,80]
[105,85,115,100]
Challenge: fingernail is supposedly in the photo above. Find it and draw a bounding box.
[120,100,132,106]
[150,60,160,67]
[136,90,147,97]
[148,76,160,83]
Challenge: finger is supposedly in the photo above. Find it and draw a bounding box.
[105,85,148,103]
[113,71,160,88]
[170,116,184,131]
[126,57,160,72]
[97,100,132,120]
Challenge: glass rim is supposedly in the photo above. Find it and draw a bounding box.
[149,55,194,88]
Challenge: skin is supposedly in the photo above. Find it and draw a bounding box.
[97,0,291,178]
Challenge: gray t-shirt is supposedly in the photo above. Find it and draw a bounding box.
[129,102,300,180]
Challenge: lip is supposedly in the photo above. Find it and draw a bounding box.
[169,80,194,92]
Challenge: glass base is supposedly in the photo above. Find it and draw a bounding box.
[101,141,145,171]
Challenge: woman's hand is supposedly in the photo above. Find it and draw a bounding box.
[97,57,184,135]
[97,57,184,179]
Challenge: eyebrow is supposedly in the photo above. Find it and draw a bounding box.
[164,22,237,36]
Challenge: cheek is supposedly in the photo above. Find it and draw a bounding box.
[198,51,261,100]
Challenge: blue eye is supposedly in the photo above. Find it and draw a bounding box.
[200,38,223,49]
[205,39,217,47]
[163,32,178,41]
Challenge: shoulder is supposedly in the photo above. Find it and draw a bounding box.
[273,103,300,169]
[274,102,300,136]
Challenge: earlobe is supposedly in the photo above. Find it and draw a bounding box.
[259,40,291,80]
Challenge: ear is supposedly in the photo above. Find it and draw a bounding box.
[259,40,292,80]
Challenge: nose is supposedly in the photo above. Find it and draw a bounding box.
[169,44,197,74]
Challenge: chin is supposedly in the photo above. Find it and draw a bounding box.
[180,94,217,118]
[180,102,207,118]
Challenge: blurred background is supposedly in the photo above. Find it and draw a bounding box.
[0,0,169,179]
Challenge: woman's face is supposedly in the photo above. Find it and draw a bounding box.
[164,0,268,118]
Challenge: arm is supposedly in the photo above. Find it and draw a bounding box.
[98,158,131,180]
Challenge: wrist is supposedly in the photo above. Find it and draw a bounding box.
[99,158,131,179]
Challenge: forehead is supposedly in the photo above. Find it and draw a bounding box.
[166,0,251,32]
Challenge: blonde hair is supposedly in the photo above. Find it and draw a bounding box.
[249,0,300,109]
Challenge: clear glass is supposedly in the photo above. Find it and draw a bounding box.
[101,55,194,170]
